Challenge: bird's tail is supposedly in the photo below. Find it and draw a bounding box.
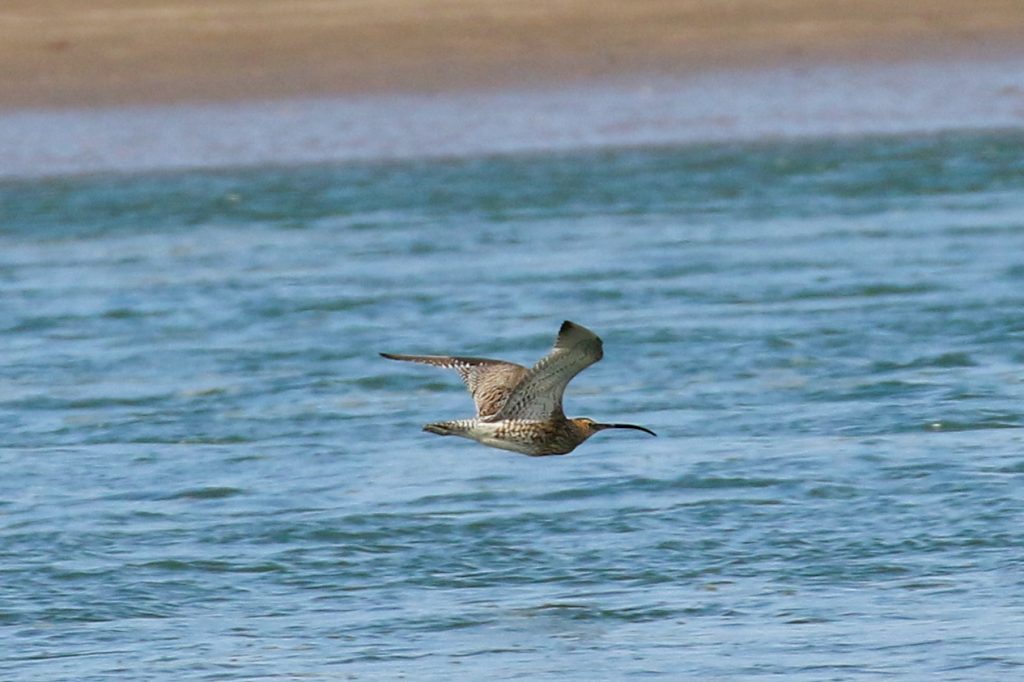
[423,420,475,437]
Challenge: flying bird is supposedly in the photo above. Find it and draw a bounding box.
[380,320,656,456]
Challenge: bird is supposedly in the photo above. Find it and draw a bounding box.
[380,320,656,456]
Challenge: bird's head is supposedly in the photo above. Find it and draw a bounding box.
[572,417,657,441]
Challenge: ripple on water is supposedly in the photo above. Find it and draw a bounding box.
[163,487,247,501]
[533,474,789,502]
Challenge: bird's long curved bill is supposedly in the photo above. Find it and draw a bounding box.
[597,423,657,437]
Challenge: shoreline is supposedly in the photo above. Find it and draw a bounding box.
[4,1,1024,178]
[3,1,1024,110]
[3,54,1024,179]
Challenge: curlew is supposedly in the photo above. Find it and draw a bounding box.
[380,321,656,456]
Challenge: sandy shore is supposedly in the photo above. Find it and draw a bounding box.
[3,0,1024,109]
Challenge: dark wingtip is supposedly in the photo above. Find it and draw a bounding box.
[380,352,397,359]
[554,320,601,350]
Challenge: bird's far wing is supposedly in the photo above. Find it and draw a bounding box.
[486,321,603,422]
[379,353,528,418]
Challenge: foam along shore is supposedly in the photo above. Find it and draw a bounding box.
[2,54,1024,179]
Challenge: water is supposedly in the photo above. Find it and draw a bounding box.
[2,131,1024,680]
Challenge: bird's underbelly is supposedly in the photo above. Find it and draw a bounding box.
[466,420,570,456]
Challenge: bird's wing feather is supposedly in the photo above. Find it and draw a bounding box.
[379,353,528,418]
[486,321,603,422]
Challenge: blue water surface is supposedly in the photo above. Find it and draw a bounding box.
[2,132,1024,680]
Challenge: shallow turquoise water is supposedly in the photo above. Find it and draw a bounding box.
[2,132,1024,680]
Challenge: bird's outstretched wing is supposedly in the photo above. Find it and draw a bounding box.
[486,321,603,422]
[379,353,527,418]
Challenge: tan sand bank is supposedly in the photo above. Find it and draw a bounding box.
[3,0,1024,108]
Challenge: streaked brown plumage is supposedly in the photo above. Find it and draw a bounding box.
[380,321,656,456]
